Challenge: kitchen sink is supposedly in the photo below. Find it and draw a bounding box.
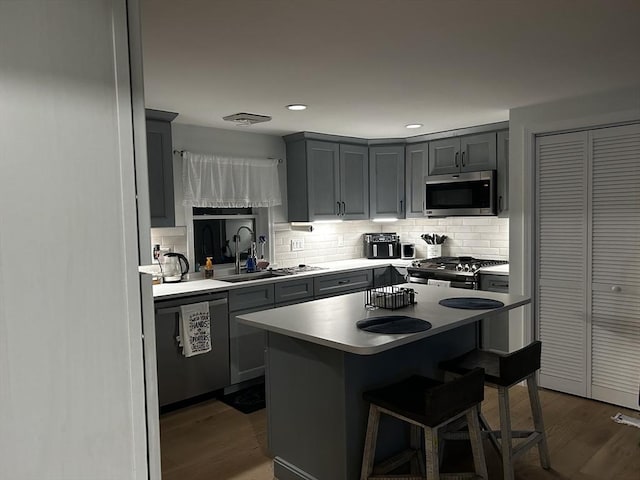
[217,270,290,283]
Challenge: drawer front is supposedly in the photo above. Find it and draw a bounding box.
[275,277,314,305]
[480,274,509,293]
[229,283,275,311]
[314,269,373,298]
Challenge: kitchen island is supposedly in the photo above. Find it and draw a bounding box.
[238,283,529,480]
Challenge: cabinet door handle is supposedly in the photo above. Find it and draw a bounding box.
[498,195,503,212]
[342,201,346,216]
[455,151,459,168]
[336,201,341,216]
[338,279,350,285]
[461,151,466,167]
[611,285,622,293]
[400,199,403,212]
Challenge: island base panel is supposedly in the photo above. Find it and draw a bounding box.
[266,325,476,480]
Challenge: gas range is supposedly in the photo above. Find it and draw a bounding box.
[407,256,508,289]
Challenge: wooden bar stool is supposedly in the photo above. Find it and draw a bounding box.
[439,341,551,480]
[360,368,488,480]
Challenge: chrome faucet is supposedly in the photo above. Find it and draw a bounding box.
[234,225,255,274]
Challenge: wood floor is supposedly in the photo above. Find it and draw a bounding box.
[159,386,640,480]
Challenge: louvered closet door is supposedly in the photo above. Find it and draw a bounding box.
[590,124,640,410]
[536,132,589,397]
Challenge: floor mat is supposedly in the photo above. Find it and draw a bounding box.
[221,383,266,414]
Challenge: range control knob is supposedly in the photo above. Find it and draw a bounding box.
[471,264,479,272]
[456,263,464,272]
[464,264,471,272]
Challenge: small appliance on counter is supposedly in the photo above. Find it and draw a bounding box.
[401,243,415,259]
[364,233,400,259]
[161,252,190,283]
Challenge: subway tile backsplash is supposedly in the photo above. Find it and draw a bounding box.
[150,217,508,269]
[273,217,509,268]
[150,226,188,259]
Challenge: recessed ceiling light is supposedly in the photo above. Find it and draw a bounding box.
[286,104,307,111]
[405,123,423,129]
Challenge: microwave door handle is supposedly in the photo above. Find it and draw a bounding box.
[388,244,393,256]
[373,244,378,257]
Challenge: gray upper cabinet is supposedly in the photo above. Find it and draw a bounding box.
[369,145,405,219]
[405,142,428,217]
[146,109,178,227]
[496,130,509,217]
[428,132,496,176]
[286,136,368,221]
[307,141,341,220]
[340,144,369,219]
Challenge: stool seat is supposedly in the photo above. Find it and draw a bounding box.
[440,341,541,387]
[360,368,488,480]
[363,372,483,428]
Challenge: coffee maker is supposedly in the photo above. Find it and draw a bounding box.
[363,233,401,259]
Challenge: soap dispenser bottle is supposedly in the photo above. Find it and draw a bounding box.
[204,257,214,279]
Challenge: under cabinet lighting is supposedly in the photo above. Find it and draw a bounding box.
[312,219,343,224]
[405,123,423,129]
[287,104,307,111]
[290,222,314,232]
[372,218,398,223]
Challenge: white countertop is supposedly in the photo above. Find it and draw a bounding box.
[238,283,529,355]
[151,258,414,299]
[478,264,509,275]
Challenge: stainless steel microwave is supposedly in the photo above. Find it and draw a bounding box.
[424,170,496,217]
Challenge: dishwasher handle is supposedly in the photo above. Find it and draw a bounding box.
[156,298,227,316]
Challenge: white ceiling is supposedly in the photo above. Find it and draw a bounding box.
[140,0,640,138]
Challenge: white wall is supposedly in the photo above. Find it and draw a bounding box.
[0,1,148,478]
[509,84,640,350]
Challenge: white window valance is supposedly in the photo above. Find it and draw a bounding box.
[181,151,282,208]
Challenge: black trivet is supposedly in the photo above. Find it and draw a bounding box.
[356,316,432,334]
[439,297,504,309]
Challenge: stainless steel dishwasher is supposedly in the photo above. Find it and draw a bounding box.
[154,292,229,407]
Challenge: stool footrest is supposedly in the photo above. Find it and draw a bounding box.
[512,433,546,461]
[373,449,420,475]
[369,474,482,480]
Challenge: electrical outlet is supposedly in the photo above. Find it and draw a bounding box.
[337,235,345,247]
[291,238,304,251]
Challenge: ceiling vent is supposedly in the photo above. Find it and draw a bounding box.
[222,112,272,126]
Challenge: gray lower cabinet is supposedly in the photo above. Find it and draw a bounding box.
[479,273,509,352]
[369,145,405,219]
[154,292,229,407]
[405,142,428,217]
[145,109,178,227]
[314,270,374,298]
[373,266,406,287]
[229,284,275,384]
[285,136,369,221]
[275,277,314,306]
[428,132,496,175]
[497,130,509,217]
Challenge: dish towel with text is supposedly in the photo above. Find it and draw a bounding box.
[178,302,211,357]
